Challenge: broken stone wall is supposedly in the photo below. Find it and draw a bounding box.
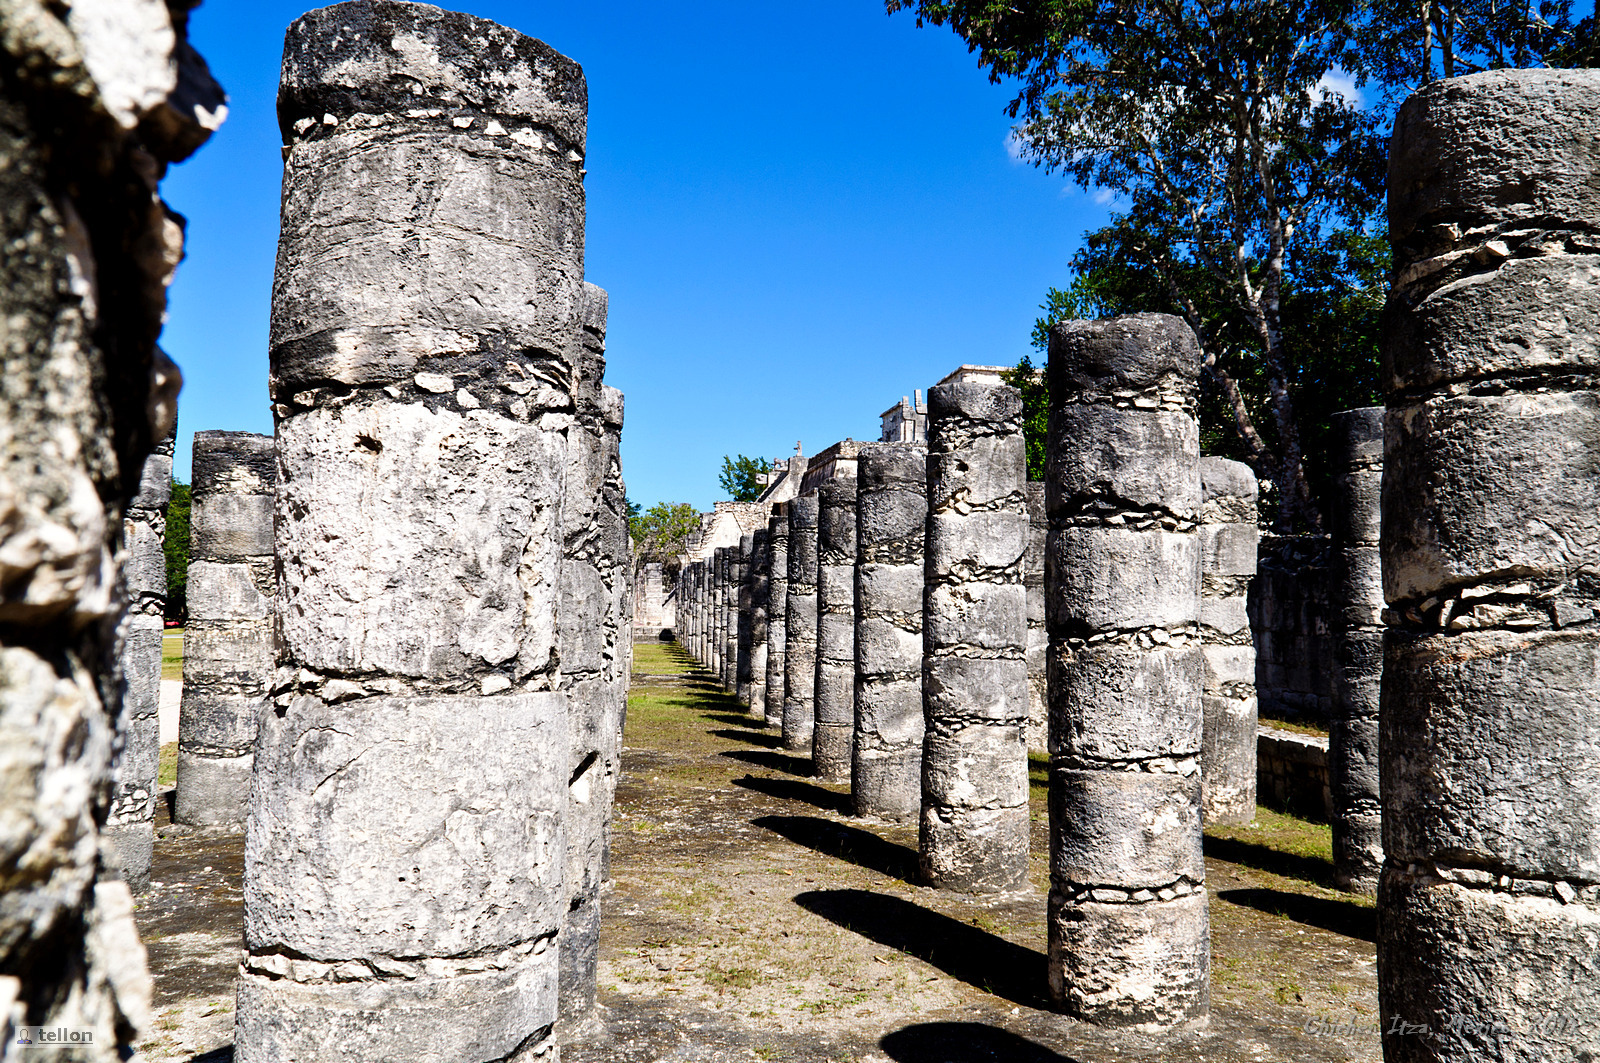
[0,0,221,1055]
[1247,536,1334,725]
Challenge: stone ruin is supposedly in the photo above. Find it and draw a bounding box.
[851,443,927,820]
[919,383,1030,893]
[8,5,1600,1056]
[1378,68,1600,1060]
[1045,315,1209,1026]
[106,428,176,893]
[0,0,221,1054]
[174,430,275,828]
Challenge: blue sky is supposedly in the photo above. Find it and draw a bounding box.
[160,0,1110,510]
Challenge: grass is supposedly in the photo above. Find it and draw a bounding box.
[161,630,184,680]
[159,742,178,787]
[1258,713,1330,738]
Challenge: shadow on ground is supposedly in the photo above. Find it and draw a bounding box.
[721,747,817,776]
[1204,835,1337,890]
[709,726,783,748]
[1217,888,1375,942]
[880,1022,1082,1063]
[794,889,1052,1011]
[754,815,919,882]
[733,774,848,813]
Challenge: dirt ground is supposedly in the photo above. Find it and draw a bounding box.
[135,640,1379,1062]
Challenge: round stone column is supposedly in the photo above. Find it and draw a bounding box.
[783,493,821,754]
[747,527,771,719]
[852,443,926,819]
[237,5,584,1059]
[1024,481,1049,751]
[1328,408,1383,892]
[814,476,859,782]
[1198,457,1259,826]
[107,430,176,890]
[1045,314,1208,1027]
[919,383,1029,893]
[1380,69,1600,1061]
[735,532,756,705]
[175,430,275,828]
[764,508,790,727]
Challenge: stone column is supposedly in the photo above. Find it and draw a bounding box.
[1025,482,1049,751]
[736,532,756,705]
[0,0,222,1047]
[694,562,707,664]
[814,476,860,782]
[175,431,276,827]
[556,285,626,1026]
[238,6,583,1059]
[1380,69,1600,1060]
[919,383,1029,893]
[764,507,790,728]
[783,493,821,754]
[724,543,743,691]
[747,527,771,719]
[1198,457,1259,826]
[718,546,732,685]
[106,431,175,891]
[1045,314,1208,1027]
[852,443,926,819]
[711,549,725,677]
[1328,408,1383,893]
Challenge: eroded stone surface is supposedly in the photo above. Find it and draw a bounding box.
[919,383,1029,894]
[814,477,858,783]
[1046,314,1208,1028]
[0,0,219,1055]
[1198,457,1257,828]
[783,493,820,754]
[1380,69,1600,1062]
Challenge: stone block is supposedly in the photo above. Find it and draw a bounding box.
[1050,641,1203,761]
[1048,526,1200,633]
[191,493,275,561]
[1051,769,1205,887]
[1048,406,1199,517]
[173,752,253,827]
[1047,892,1210,1027]
[923,655,1029,726]
[917,803,1030,894]
[924,582,1027,654]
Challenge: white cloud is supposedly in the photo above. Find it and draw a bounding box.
[1312,68,1362,107]
[1004,129,1028,164]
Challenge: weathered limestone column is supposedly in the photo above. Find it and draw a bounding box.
[764,507,790,727]
[919,383,1029,893]
[1045,314,1208,1027]
[710,549,724,676]
[724,543,742,691]
[1198,458,1259,826]
[1025,482,1049,751]
[747,527,771,719]
[783,493,821,753]
[814,476,860,782]
[174,431,276,827]
[1380,69,1600,1060]
[853,443,926,819]
[735,532,756,705]
[239,6,583,1058]
[694,561,708,664]
[556,285,626,1026]
[1328,408,1383,893]
[106,431,175,891]
[0,1,221,1052]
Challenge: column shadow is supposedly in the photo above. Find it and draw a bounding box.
[732,774,848,814]
[880,1023,1081,1063]
[753,815,919,882]
[719,748,814,776]
[1216,887,1375,942]
[709,727,783,748]
[1203,835,1337,890]
[794,889,1051,1010]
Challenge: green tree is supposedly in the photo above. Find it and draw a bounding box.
[718,454,768,502]
[1000,354,1049,481]
[1358,0,1579,101]
[629,502,702,576]
[164,479,190,623]
[889,0,1387,530]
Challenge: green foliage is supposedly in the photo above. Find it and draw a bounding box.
[999,355,1048,481]
[630,502,702,573]
[164,480,190,623]
[1357,0,1581,103]
[718,454,768,502]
